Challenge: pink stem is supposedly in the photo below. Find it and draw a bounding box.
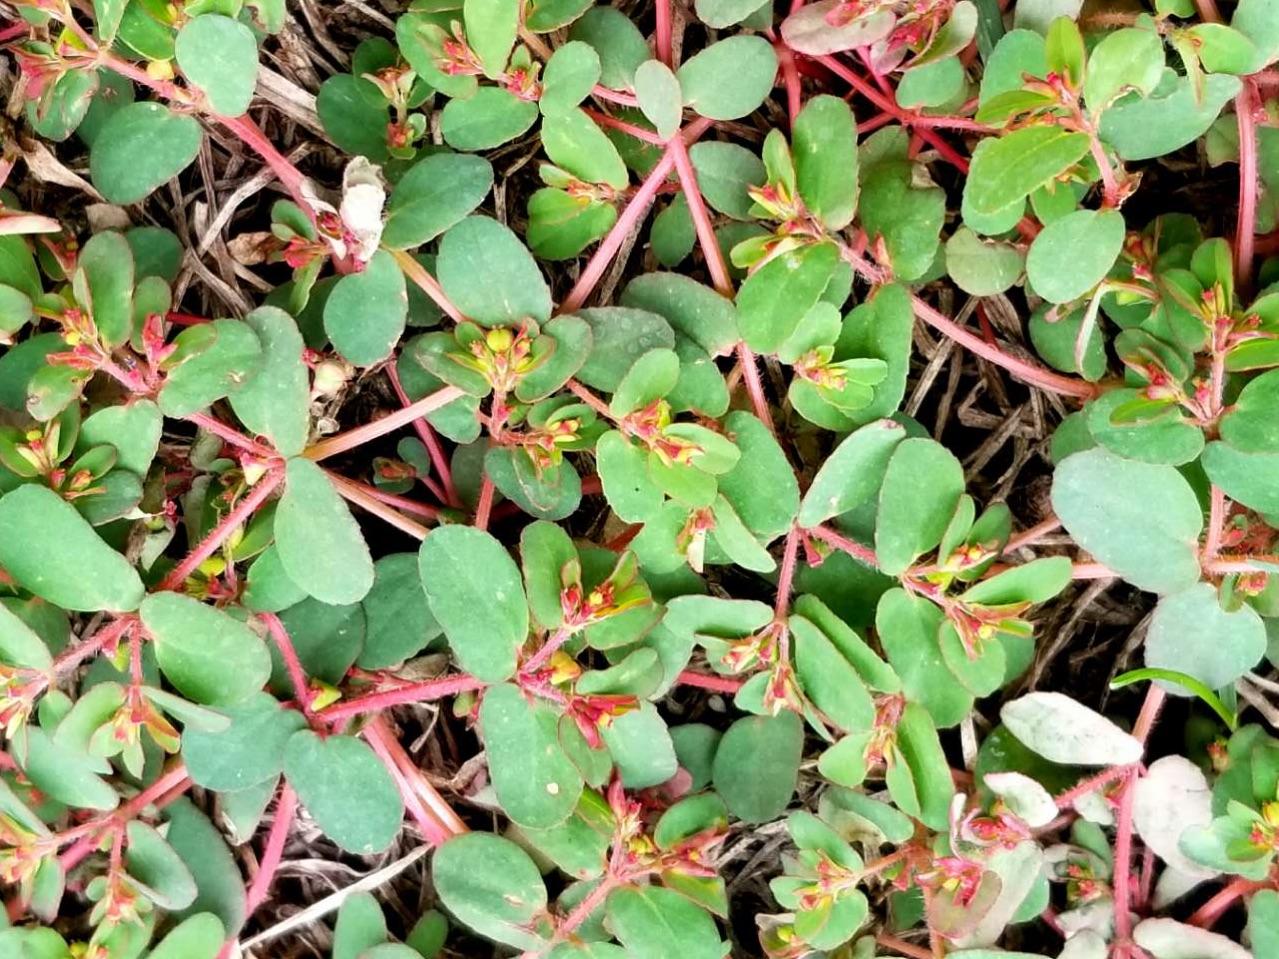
[362,721,454,848]
[156,469,284,591]
[1188,877,1269,928]
[320,674,486,724]
[677,669,745,693]
[583,108,668,146]
[219,114,313,217]
[259,613,314,719]
[1003,516,1063,553]
[59,764,192,871]
[364,717,468,841]
[654,0,672,65]
[329,473,431,541]
[304,386,467,461]
[522,626,574,675]
[473,473,495,530]
[385,362,459,507]
[1205,487,1227,561]
[776,40,803,125]
[389,249,467,324]
[1071,562,1116,579]
[1113,687,1166,942]
[243,784,297,914]
[1053,763,1132,809]
[774,527,801,622]
[591,86,640,107]
[185,412,277,460]
[809,524,879,568]
[561,118,714,314]
[1236,81,1259,293]
[325,473,440,520]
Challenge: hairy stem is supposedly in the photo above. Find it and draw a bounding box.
[677,669,745,693]
[385,362,459,507]
[329,473,431,541]
[1236,81,1260,293]
[320,674,486,724]
[157,469,285,591]
[259,613,315,720]
[389,248,467,323]
[244,784,298,914]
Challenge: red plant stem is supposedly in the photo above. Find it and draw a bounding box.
[385,363,457,506]
[654,0,673,65]
[1004,516,1062,553]
[1193,0,1224,22]
[389,248,467,324]
[305,386,467,461]
[362,720,454,848]
[668,135,779,434]
[1113,686,1166,943]
[1205,487,1227,561]
[185,411,277,460]
[1236,81,1259,293]
[591,85,641,107]
[876,934,933,959]
[809,524,879,568]
[1188,877,1269,928]
[48,617,133,683]
[156,469,285,591]
[244,783,297,914]
[329,473,431,541]
[523,626,574,675]
[908,294,1099,399]
[584,108,668,146]
[677,669,745,693]
[566,379,617,420]
[814,55,972,171]
[1053,763,1132,810]
[774,527,801,622]
[320,674,486,724]
[364,717,468,841]
[562,118,714,313]
[0,22,30,42]
[259,613,315,720]
[59,764,192,871]
[1208,555,1279,574]
[473,473,495,530]
[776,40,803,125]
[325,473,440,521]
[557,875,622,939]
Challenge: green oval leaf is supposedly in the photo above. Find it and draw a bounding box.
[283,731,403,854]
[276,457,375,605]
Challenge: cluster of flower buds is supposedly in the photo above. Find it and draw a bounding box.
[559,553,651,630]
[619,399,702,467]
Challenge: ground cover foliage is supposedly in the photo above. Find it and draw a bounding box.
[1,0,1279,956]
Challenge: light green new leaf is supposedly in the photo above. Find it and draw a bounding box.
[1083,27,1165,115]
[437,216,552,327]
[440,87,539,151]
[1051,448,1202,594]
[175,15,259,117]
[418,526,527,682]
[542,109,629,189]
[90,102,202,204]
[78,231,133,347]
[0,485,143,612]
[945,227,1024,296]
[677,36,778,121]
[464,0,519,77]
[276,457,375,605]
[793,95,859,231]
[964,126,1090,215]
[1026,209,1126,304]
[875,438,965,576]
[283,731,403,854]
[799,419,906,527]
[737,242,839,353]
